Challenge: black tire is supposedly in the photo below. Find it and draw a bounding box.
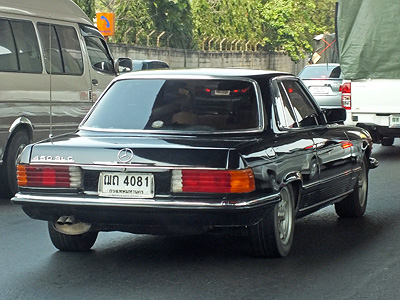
[0,131,30,199]
[335,156,368,218]
[248,185,295,258]
[381,137,394,146]
[48,222,98,252]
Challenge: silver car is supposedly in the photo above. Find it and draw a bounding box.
[298,63,342,109]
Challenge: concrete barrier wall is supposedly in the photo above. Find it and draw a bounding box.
[109,43,307,75]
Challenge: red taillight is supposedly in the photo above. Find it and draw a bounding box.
[339,82,351,93]
[171,168,255,193]
[17,165,82,188]
[340,82,351,110]
[233,87,250,93]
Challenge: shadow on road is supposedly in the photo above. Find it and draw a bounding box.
[372,141,400,161]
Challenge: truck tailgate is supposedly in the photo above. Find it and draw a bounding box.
[352,79,400,114]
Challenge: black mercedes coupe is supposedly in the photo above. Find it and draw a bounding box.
[12,68,378,258]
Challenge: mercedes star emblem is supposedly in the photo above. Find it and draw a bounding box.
[117,148,134,163]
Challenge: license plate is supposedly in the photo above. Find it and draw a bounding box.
[214,89,231,96]
[309,86,330,94]
[98,172,154,198]
[390,115,400,128]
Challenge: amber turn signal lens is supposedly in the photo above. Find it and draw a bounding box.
[16,165,28,186]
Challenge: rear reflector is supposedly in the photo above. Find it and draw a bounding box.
[17,165,82,188]
[171,168,255,193]
[340,141,353,149]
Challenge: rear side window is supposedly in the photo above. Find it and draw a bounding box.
[275,79,320,128]
[0,18,42,73]
[38,23,83,75]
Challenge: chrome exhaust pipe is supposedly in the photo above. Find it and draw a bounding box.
[56,215,69,225]
[64,215,76,225]
[54,215,91,235]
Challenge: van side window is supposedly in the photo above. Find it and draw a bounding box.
[80,25,115,75]
[0,18,41,73]
[0,19,18,71]
[38,23,83,75]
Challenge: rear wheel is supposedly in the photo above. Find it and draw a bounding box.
[335,156,368,218]
[248,185,295,258]
[48,222,98,252]
[0,131,29,199]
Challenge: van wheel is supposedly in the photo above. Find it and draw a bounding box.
[248,185,295,258]
[381,137,394,146]
[0,131,29,199]
[48,222,98,252]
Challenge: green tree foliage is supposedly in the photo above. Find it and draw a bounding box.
[191,0,336,61]
[191,0,264,49]
[260,0,317,61]
[73,0,96,20]
[74,0,337,61]
[96,0,193,48]
[311,0,337,33]
[98,0,154,43]
[147,0,194,49]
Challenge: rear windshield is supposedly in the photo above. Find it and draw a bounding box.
[299,65,342,79]
[82,78,261,132]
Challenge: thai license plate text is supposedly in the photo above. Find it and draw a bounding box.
[98,172,154,198]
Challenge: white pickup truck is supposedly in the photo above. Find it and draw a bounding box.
[337,0,400,146]
[340,80,400,146]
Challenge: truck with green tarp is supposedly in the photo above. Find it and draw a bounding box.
[337,0,400,145]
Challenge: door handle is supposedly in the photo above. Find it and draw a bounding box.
[92,79,99,85]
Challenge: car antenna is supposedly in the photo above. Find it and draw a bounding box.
[48,21,53,140]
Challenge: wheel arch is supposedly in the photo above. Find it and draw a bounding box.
[0,119,33,197]
[281,172,302,214]
[4,117,34,159]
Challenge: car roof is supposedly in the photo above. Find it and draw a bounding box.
[118,68,291,80]
[0,0,92,24]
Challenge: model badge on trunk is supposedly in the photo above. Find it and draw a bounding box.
[32,156,74,162]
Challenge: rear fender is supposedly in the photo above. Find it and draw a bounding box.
[9,117,34,142]
[1,117,33,163]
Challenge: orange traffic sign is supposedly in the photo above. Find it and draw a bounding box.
[96,12,115,36]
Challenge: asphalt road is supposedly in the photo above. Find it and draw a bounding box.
[1,141,400,300]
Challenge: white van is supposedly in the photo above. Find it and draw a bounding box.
[0,0,131,198]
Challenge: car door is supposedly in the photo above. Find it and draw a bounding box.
[36,22,93,137]
[271,77,319,211]
[279,79,353,207]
